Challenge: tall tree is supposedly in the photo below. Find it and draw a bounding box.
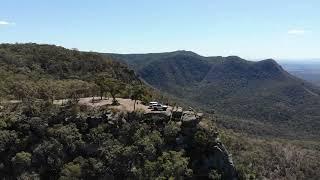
[130,85,145,111]
[94,75,108,100]
[104,78,124,105]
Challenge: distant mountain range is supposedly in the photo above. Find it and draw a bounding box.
[107,51,320,139]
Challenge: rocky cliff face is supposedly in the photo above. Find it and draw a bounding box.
[144,109,238,179]
[179,111,237,180]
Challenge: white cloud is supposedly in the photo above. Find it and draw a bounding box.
[0,20,15,26]
[0,21,9,25]
[287,29,306,35]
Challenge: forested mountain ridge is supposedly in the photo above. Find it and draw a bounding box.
[0,43,142,101]
[0,43,138,81]
[108,51,320,139]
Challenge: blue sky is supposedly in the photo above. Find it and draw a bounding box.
[1,0,319,59]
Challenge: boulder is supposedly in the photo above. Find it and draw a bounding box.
[172,106,183,119]
[181,111,201,127]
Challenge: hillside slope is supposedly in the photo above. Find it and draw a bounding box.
[108,51,320,139]
[0,43,142,101]
[0,43,138,82]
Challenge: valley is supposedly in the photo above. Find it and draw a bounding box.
[108,51,320,140]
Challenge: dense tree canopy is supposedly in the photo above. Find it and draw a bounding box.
[0,101,218,179]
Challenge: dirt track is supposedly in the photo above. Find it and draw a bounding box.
[54,97,172,113]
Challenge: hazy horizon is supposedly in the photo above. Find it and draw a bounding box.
[1,0,320,60]
[2,42,320,62]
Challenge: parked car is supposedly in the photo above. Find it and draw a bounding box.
[152,104,168,111]
[148,102,158,109]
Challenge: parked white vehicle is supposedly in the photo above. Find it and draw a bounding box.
[152,103,168,111]
[148,102,158,109]
[148,101,168,111]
